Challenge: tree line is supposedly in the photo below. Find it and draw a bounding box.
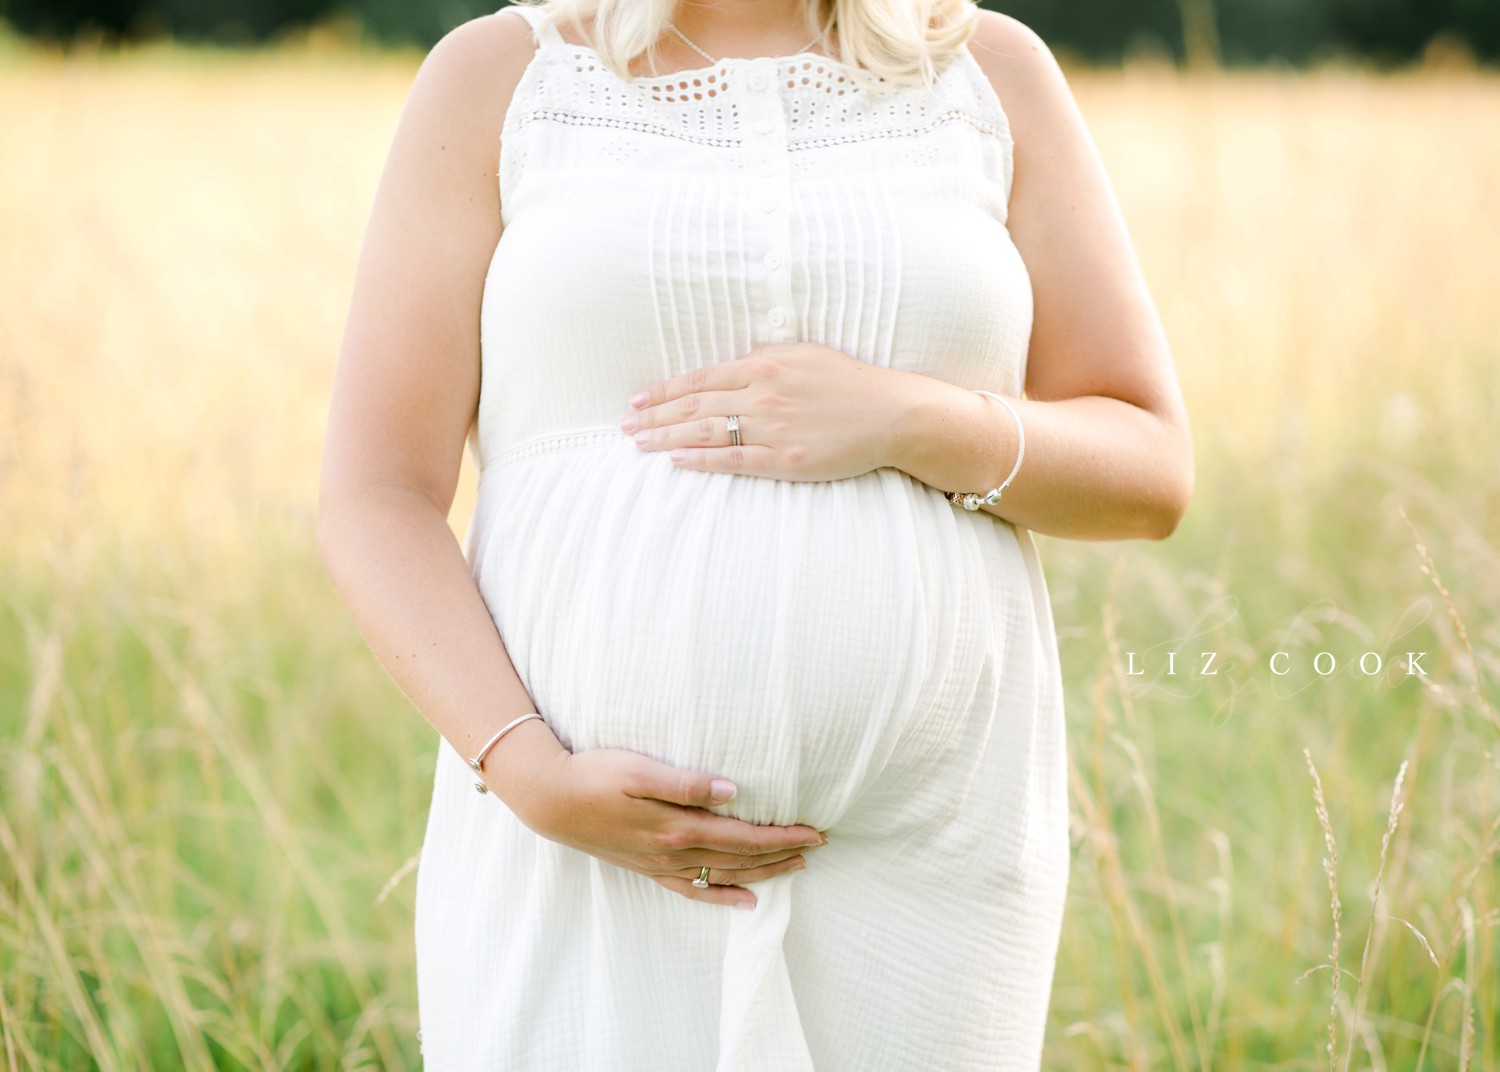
[3,0,1496,66]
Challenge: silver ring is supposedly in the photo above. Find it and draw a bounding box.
[693,865,711,888]
[725,415,741,447]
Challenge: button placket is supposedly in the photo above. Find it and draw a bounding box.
[746,58,796,343]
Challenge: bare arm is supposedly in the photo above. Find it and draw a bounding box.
[315,14,566,807]
[316,13,822,908]
[891,10,1194,542]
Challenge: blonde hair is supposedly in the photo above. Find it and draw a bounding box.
[517,0,983,95]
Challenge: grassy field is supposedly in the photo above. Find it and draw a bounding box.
[1,27,1497,1070]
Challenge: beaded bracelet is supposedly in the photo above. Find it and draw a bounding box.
[946,390,1025,512]
[467,712,545,794]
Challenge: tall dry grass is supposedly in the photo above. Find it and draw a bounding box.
[1,28,1497,1070]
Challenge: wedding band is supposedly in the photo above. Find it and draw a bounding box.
[726,415,741,447]
[693,865,712,888]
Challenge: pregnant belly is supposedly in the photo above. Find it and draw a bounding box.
[471,435,1027,827]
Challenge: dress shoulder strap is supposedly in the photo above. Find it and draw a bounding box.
[501,4,565,49]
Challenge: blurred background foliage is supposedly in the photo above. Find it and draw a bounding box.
[1,0,1497,67]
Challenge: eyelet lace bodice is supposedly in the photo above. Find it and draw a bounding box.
[480,3,1031,475]
[497,5,1015,222]
[509,42,1011,143]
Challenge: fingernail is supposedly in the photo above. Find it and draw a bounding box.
[794,858,808,871]
[619,413,638,432]
[629,390,649,407]
[736,899,755,910]
[632,430,651,446]
[710,779,737,802]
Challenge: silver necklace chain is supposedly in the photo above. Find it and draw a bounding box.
[664,15,833,65]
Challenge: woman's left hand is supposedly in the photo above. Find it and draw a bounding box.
[620,343,907,482]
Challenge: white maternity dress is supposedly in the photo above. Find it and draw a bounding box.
[413,4,1071,1069]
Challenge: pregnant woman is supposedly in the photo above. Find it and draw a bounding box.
[317,0,1193,1067]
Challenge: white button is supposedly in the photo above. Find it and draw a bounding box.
[761,199,780,214]
[763,250,783,270]
[748,72,768,92]
[753,119,775,135]
[767,306,787,327]
[758,159,777,177]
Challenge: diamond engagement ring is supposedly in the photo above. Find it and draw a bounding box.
[726,415,741,447]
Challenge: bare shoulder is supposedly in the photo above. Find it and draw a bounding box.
[400,9,540,157]
[965,7,1053,72]
[962,8,1072,138]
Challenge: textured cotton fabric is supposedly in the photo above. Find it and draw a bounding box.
[412,4,1071,1069]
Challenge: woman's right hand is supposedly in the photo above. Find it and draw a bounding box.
[517,745,827,911]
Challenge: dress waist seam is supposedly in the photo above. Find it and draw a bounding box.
[482,427,626,471]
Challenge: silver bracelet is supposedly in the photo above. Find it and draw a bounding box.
[946,389,1025,512]
[467,712,545,794]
